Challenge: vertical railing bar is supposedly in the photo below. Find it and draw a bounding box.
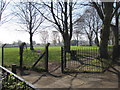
[61,47,64,73]
[45,43,50,72]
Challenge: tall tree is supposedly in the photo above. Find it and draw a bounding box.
[111,2,120,46]
[111,2,120,63]
[75,7,102,46]
[40,30,49,45]
[14,1,44,50]
[91,8,102,47]
[90,1,120,59]
[34,0,75,51]
[0,0,6,21]
[0,0,11,23]
[72,30,82,46]
[52,31,59,46]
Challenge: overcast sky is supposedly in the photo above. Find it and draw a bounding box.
[0,0,59,44]
[0,0,87,44]
[0,21,57,44]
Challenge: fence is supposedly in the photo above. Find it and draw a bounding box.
[2,43,50,74]
[31,43,50,72]
[0,65,36,90]
[61,46,113,73]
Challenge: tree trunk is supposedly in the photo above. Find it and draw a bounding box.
[63,34,70,52]
[88,37,92,46]
[111,8,119,62]
[111,25,119,46]
[95,37,99,47]
[111,25,119,62]
[99,24,110,59]
[95,33,99,47]
[64,39,70,52]
[92,2,114,59]
[30,34,34,50]
[89,38,92,46]
[76,34,79,46]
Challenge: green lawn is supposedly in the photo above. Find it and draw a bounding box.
[3,46,62,67]
[3,46,100,68]
[1,45,113,73]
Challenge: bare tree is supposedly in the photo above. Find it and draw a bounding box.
[33,0,77,51]
[14,1,44,50]
[112,2,120,46]
[87,7,102,46]
[75,7,102,46]
[90,1,120,59]
[0,0,11,24]
[40,30,49,45]
[72,30,82,46]
[52,31,60,46]
[110,2,120,63]
[0,0,7,21]
[83,10,94,46]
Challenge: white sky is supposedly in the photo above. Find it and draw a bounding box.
[0,0,87,44]
[0,23,39,44]
[0,0,59,44]
[0,21,56,44]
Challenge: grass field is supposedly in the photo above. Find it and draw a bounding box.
[2,46,99,68]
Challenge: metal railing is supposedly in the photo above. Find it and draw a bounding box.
[0,65,37,90]
[61,46,114,73]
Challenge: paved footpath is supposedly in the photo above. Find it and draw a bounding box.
[19,69,118,88]
[1,66,119,89]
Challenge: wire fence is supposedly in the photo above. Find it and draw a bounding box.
[2,43,49,72]
[61,46,114,73]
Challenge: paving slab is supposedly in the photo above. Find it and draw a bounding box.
[18,69,119,88]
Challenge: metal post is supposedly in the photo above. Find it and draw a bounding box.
[61,47,64,73]
[2,44,6,66]
[45,43,50,72]
[64,48,66,68]
[20,51,23,75]
[19,42,27,75]
[2,46,3,66]
[12,64,17,74]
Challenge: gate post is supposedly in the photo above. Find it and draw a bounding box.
[61,47,67,73]
[2,44,6,66]
[61,47,64,73]
[64,48,67,68]
[12,64,17,74]
[19,42,27,75]
[45,43,50,72]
